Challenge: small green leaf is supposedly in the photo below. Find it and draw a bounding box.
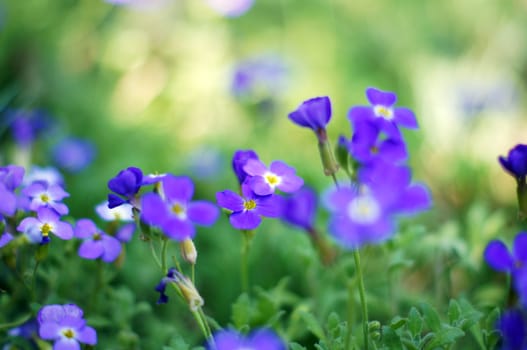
[389,316,407,330]
[408,307,423,338]
[300,310,325,341]
[289,342,308,350]
[424,325,464,350]
[448,299,461,324]
[231,293,252,329]
[381,325,404,350]
[419,302,441,332]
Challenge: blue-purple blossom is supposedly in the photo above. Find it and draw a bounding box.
[6,109,52,147]
[499,144,527,180]
[37,304,96,350]
[348,87,418,139]
[107,167,143,209]
[281,187,317,231]
[216,183,282,230]
[52,137,96,173]
[6,318,38,347]
[17,207,74,244]
[0,165,24,217]
[497,309,527,350]
[484,232,527,273]
[350,121,407,164]
[288,96,332,134]
[75,219,122,262]
[204,0,254,17]
[23,181,70,215]
[243,159,304,196]
[207,328,286,350]
[141,175,219,241]
[232,149,259,185]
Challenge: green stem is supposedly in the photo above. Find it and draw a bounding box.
[161,238,169,274]
[192,309,211,342]
[191,264,196,284]
[149,240,162,270]
[346,278,355,350]
[353,250,369,350]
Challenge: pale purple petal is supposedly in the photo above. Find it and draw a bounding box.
[50,202,69,216]
[162,175,194,203]
[163,218,195,241]
[0,232,13,247]
[248,176,273,195]
[101,235,122,262]
[17,217,40,233]
[216,190,244,212]
[54,221,74,240]
[22,181,46,197]
[393,184,432,214]
[269,161,295,177]
[254,195,283,217]
[230,211,261,230]
[37,207,60,224]
[38,322,60,339]
[209,330,243,349]
[378,139,408,162]
[243,159,268,176]
[79,240,104,259]
[187,201,219,226]
[366,87,396,106]
[326,187,355,212]
[76,326,97,345]
[48,185,69,200]
[74,219,97,239]
[394,107,418,129]
[116,223,135,242]
[54,339,81,350]
[277,174,304,193]
[38,305,65,324]
[249,328,286,350]
[62,305,83,319]
[484,240,514,272]
[0,186,17,216]
[141,193,169,225]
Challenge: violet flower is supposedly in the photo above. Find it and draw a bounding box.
[75,219,122,263]
[207,328,286,350]
[281,187,317,231]
[243,159,304,196]
[497,308,527,350]
[52,137,96,173]
[499,144,527,181]
[23,181,70,215]
[17,207,73,244]
[484,232,527,273]
[107,167,143,209]
[0,165,24,217]
[6,109,51,147]
[350,121,407,164]
[216,183,282,230]
[288,96,332,134]
[37,304,97,349]
[348,87,418,139]
[141,175,219,241]
[95,201,134,222]
[23,166,64,187]
[232,149,260,185]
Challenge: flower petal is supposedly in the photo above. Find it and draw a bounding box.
[74,219,97,239]
[187,201,219,226]
[53,221,74,240]
[230,211,261,230]
[484,240,514,272]
[216,190,244,212]
[76,326,97,345]
[394,107,418,129]
[248,176,273,196]
[78,240,104,259]
[101,235,122,263]
[38,322,60,340]
[162,218,195,241]
[254,195,283,218]
[514,232,527,263]
[243,159,268,176]
[366,87,396,106]
[141,193,169,226]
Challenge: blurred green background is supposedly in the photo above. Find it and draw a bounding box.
[1,0,527,348]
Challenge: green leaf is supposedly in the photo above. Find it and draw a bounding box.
[381,325,404,350]
[408,307,423,338]
[419,302,441,332]
[231,293,252,329]
[389,316,407,330]
[424,325,464,350]
[299,310,325,341]
[456,299,483,330]
[448,299,461,324]
[289,343,308,350]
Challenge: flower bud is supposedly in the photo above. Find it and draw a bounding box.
[180,238,197,265]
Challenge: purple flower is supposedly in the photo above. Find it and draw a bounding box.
[6,109,52,147]
[37,304,97,350]
[116,222,135,242]
[288,96,332,133]
[348,87,418,139]
[484,232,527,273]
[216,183,282,230]
[52,137,96,173]
[204,0,254,17]
[141,175,219,241]
[23,181,70,215]
[350,121,407,164]
[243,159,304,196]
[499,144,527,180]
[0,165,24,217]
[281,187,317,230]
[17,207,74,244]
[232,149,259,185]
[107,167,143,209]
[497,309,527,350]
[75,219,122,262]
[207,328,286,350]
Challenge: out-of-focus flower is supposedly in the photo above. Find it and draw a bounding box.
[107,167,143,209]
[5,109,52,147]
[350,121,407,164]
[186,147,223,180]
[496,308,527,350]
[0,165,24,217]
[116,222,135,242]
[141,175,219,241]
[75,219,122,263]
[52,137,96,173]
[232,149,259,185]
[37,304,96,349]
[216,183,282,230]
[281,187,317,231]
[17,207,73,244]
[243,159,304,196]
[155,268,204,310]
[205,0,254,17]
[23,166,64,187]
[6,318,38,348]
[0,215,13,248]
[95,201,134,222]
[349,87,418,139]
[207,328,286,350]
[23,181,69,215]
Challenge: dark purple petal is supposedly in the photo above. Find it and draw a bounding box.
[79,240,104,259]
[75,219,97,239]
[248,176,273,196]
[282,187,317,230]
[38,322,60,340]
[373,118,401,140]
[348,106,375,125]
[216,190,244,212]
[108,194,126,209]
[162,218,195,241]
[366,87,396,106]
[101,235,122,262]
[514,232,527,263]
[162,175,194,203]
[497,309,526,350]
[288,96,331,131]
[187,201,219,226]
[108,168,141,197]
[141,193,169,226]
[377,138,408,162]
[484,240,514,272]
[394,107,418,129]
[230,211,261,230]
[232,150,259,184]
[76,326,97,345]
[254,194,283,218]
[499,144,527,178]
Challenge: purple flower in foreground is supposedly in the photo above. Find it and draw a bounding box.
[243,159,304,196]
[141,175,219,241]
[23,181,69,215]
[52,137,96,173]
[207,328,286,350]
[497,309,527,350]
[17,207,73,244]
[281,187,317,231]
[204,0,254,17]
[107,167,143,209]
[6,109,52,147]
[232,149,259,185]
[75,219,122,262]
[349,87,418,139]
[37,304,96,350]
[288,96,332,133]
[350,121,407,164]
[216,183,282,230]
[484,232,527,273]
[499,144,527,180]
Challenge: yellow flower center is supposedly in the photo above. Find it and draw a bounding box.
[40,193,50,203]
[172,203,185,215]
[265,173,280,185]
[243,200,257,211]
[374,105,394,120]
[370,146,379,154]
[62,328,75,339]
[41,223,52,236]
[93,232,102,241]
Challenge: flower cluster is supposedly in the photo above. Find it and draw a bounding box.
[37,304,97,349]
[289,87,431,249]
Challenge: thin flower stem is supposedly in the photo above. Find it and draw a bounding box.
[192,309,211,342]
[149,240,162,269]
[191,264,196,284]
[331,173,340,189]
[161,238,169,274]
[353,249,369,350]
[199,308,214,340]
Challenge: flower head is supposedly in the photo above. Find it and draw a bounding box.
[6,109,52,147]
[37,304,97,350]
[95,201,134,222]
[52,137,96,173]
[499,144,527,180]
[281,187,317,230]
[289,96,332,132]
[243,159,304,196]
[23,166,64,187]
[216,183,282,230]
[17,207,73,244]
[75,219,122,262]
[207,328,286,350]
[23,181,70,215]
[350,121,407,164]
[349,87,418,139]
[141,175,219,241]
[107,167,143,209]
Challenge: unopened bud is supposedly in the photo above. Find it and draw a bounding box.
[180,238,197,265]
[317,135,339,176]
[175,272,204,311]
